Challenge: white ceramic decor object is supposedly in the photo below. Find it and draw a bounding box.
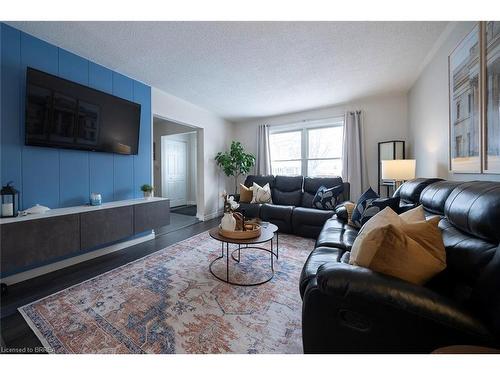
[25,204,50,215]
[220,212,236,231]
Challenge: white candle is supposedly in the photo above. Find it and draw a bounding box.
[2,203,13,217]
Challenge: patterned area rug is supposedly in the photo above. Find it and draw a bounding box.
[19,230,314,353]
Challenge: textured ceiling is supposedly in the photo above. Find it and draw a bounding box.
[7,21,448,121]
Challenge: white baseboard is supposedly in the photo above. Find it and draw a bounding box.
[186,200,196,206]
[200,209,223,221]
[1,232,155,285]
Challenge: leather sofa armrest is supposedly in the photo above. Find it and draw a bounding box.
[302,262,494,353]
[334,205,348,222]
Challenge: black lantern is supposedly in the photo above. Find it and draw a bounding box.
[1,182,19,218]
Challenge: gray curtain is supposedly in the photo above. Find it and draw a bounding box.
[342,110,368,201]
[256,124,271,175]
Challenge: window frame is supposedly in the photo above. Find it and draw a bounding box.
[269,117,344,177]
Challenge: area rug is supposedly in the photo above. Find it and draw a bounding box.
[19,230,315,353]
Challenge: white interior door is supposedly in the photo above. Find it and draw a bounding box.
[161,137,187,207]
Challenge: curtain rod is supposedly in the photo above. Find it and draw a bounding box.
[268,114,345,128]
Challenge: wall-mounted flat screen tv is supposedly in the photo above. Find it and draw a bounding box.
[25,67,141,155]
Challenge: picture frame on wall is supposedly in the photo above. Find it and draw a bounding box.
[484,21,500,173]
[448,23,482,173]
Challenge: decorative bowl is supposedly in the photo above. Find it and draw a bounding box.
[218,223,261,239]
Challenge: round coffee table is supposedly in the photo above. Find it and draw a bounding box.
[261,222,279,258]
[209,226,277,286]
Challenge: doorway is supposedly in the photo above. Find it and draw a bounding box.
[162,137,188,208]
[153,116,199,235]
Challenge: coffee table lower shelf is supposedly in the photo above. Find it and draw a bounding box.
[208,225,278,287]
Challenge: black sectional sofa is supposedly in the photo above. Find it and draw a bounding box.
[236,175,350,238]
[301,179,500,353]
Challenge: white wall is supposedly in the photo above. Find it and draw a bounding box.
[408,22,500,182]
[233,93,409,190]
[152,88,233,220]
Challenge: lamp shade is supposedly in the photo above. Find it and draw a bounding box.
[381,159,416,181]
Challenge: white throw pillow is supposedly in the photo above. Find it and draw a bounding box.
[251,182,273,204]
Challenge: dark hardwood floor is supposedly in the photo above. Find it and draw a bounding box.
[0,218,219,352]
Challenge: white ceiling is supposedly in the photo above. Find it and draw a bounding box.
[8,21,448,122]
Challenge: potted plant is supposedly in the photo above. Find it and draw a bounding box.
[140,184,154,199]
[215,141,255,194]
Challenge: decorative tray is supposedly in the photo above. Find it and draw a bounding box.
[218,224,261,239]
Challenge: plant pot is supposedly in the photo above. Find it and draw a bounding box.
[143,191,153,200]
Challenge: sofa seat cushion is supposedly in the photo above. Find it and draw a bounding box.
[291,207,336,238]
[236,202,262,219]
[300,246,341,298]
[259,204,294,233]
[316,217,359,250]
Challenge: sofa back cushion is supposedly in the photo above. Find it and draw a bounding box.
[272,175,303,206]
[301,177,344,208]
[393,178,442,204]
[420,180,462,215]
[244,175,275,189]
[444,181,500,243]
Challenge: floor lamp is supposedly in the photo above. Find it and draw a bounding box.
[381,159,416,190]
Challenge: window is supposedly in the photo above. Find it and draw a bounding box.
[456,135,462,157]
[456,101,461,119]
[269,118,344,177]
[467,132,471,155]
[269,131,302,176]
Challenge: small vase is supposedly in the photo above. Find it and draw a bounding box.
[221,212,236,231]
[90,192,102,206]
[143,191,153,200]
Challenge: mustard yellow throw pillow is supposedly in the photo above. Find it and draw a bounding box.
[343,201,356,227]
[350,207,446,285]
[400,205,426,222]
[239,184,253,203]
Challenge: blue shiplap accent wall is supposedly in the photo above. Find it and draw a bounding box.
[0,23,152,209]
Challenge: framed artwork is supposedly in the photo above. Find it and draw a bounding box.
[448,23,482,173]
[484,21,500,173]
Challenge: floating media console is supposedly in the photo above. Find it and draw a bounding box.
[0,198,170,284]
